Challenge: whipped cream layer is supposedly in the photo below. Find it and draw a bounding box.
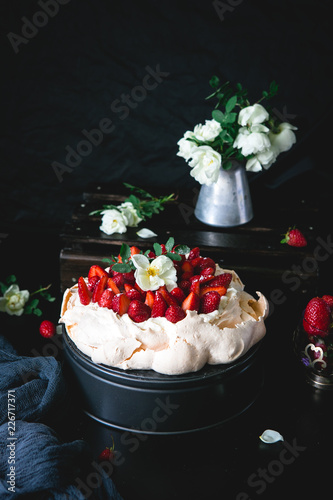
[60,267,268,375]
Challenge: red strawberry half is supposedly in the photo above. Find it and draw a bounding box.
[78,277,91,305]
[200,291,221,314]
[128,300,151,323]
[165,305,186,323]
[303,297,331,337]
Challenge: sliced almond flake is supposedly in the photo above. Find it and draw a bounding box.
[259,429,284,443]
[136,228,158,238]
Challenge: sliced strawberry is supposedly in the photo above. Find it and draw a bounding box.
[187,247,200,260]
[200,291,221,314]
[111,293,131,316]
[98,289,115,309]
[200,266,215,276]
[111,272,125,288]
[203,273,232,289]
[181,261,194,278]
[125,287,144,302]
[88,265,108,281]
[190,256,203,269]
[196,257,216,272]
[189,277,201,295]
[87,275,100,292]
[128,300,151,323]
[130,246,141,256]
[158,285,179,307]
[78,276,91,305]
[107,277,120,295]
[179,279,191,295]
[92,275,108,303]
[145,290,155,309]
[123,270,135,285]
[182,291,200,312]
[165,304,186,323]
[151,291,168,317]
[170,287,186,304]
[200,285,227,297]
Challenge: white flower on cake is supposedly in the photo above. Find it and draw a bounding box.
[99,209,128,235]
[188,145,222,185]
[131,254,177,291]
[0,284,29,316]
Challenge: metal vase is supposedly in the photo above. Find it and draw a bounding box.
[194,161,253,227]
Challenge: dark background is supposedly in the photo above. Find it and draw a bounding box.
[0,0,332,232]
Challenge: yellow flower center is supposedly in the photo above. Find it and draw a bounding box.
[147,266,158,277]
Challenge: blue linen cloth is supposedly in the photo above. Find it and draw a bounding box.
[0,334,123,499]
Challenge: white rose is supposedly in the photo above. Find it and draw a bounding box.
[131,254,177,292]
[0,284,29,316]
[188,145,221,185]
[99,209,128,235]
[119,202,142,227]
[233,124,271,157]
[238,103,269,127]
[269,122,297,154]
[245,145,279,172]
[193,119,222,141]
[177,131,197,161]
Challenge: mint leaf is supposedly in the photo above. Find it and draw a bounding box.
[112,263,132,273]
[153,243,162,256]
[119,243,131,262]
[165,237,175,252]
[174,244,190,255]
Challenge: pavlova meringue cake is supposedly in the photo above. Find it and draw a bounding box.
[60,241,268,375]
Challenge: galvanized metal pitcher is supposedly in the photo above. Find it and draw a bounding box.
[194,161,253,227]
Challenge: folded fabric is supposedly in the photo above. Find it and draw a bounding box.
[0,335,123,499]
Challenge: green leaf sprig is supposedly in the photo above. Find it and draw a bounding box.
[90,183,176,220]
[103,237,190,274]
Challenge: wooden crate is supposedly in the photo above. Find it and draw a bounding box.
[59,182,325,312]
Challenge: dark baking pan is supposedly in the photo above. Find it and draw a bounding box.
[62,327,265,434]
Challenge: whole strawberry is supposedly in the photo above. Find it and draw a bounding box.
[281,228,307,247]
[39,320,56,338]
[303,297,331,337]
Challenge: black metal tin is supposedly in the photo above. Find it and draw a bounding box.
[63,328,264,434]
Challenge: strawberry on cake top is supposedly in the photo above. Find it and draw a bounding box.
[60,239,269,375]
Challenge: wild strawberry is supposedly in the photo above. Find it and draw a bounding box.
[203,273,232,289]
[200,291,221,314]
[78,276,91,305]
[322,295,333,312]
[151,291,168,318]
[39,320,56,338]
[187,247,200,260]
[145,290,155,309]
[170,287,186,304]
[200,285,227,297]
[111,293,131,316]
[92,275,107,303]
[88,265,108,280]
[303,297,331,337]
[128,300,151,323]
[165,304,186,323]
[181,291,200,312]
[281,228,307,247]
[98,289,114,309]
